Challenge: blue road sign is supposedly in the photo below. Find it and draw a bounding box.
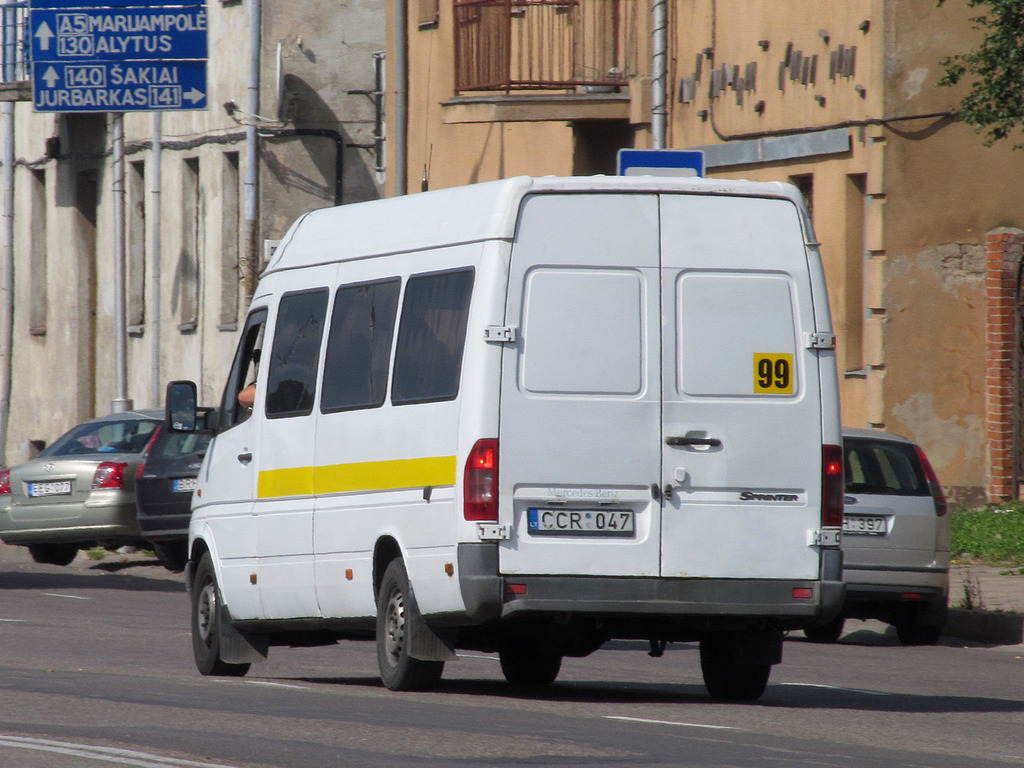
[34,59,206,112]
[30,6,208,62]
[617,149,706,177]
[31,1,200,8]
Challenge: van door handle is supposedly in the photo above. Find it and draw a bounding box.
[665,436,721,448]
[238,452,253,465]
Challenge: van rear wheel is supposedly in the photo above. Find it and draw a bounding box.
[699,633,771,702]
[376,559,444,691]
[499,642,562,687]
[191,552,250,677]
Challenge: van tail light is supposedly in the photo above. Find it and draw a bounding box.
[915,445,948,517]
[464,438,498,522]
[0,469,9,495]
[822,444,844,527]
[93,462,128,490]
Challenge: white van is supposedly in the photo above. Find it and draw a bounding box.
[168,175,844,701]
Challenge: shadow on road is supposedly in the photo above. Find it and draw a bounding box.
[0,564,186,594]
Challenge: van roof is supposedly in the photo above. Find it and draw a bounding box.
[263,175,804,275]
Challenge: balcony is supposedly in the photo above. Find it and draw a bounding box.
[453,0,640,94]
[0,2,31,102]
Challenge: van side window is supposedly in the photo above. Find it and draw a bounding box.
[392,269,474,405]
[220,309,267,431]
[321,278,400,412]
[265,288,329,418]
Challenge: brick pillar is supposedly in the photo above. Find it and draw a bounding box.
[986,228,1024,501]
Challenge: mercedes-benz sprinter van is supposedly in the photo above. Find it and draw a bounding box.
[169,175,844,701]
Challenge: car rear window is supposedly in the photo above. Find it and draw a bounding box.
[843,437,929,496]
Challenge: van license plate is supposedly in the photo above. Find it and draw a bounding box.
[843,515,887,535]
[28,480,72,497]
[173,477,198,493]
[528,508,635,537]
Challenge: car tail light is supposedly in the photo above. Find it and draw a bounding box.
[0,469,9,495]
[136,427,161,481]
[822,444,844,527]
[93,462,128,490]
[915,445,948,517]
[464,438,498,522]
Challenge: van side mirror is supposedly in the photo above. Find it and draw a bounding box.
[166,380,198,432]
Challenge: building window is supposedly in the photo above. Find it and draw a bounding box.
[28,169,47,336]
[179,158,200,330]
[220,152,240,328]
[127,160,146,332]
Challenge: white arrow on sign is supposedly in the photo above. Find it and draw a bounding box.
[184,88,204,104]
[42,66,60,88]
[35,21,54,51]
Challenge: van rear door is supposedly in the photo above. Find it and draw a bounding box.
[498,189,826,581]
[658,193,823,580]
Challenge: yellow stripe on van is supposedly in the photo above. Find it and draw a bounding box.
[256,456,457,499]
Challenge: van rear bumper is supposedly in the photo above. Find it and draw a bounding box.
[458,543,844,629]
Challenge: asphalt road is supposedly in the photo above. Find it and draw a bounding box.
[1,545,1023,768]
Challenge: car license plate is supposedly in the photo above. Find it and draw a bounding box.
[173,477,198,493]
[27,480,72,497]
[844,515,887,535]
[528,508,635,537]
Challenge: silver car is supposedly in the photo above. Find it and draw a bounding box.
[0,410,162,566]
[805,428,951,645]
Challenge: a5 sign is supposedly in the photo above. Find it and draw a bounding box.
[753,353,794,394]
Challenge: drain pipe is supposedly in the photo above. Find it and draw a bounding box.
[651,0,668,149]
[0,5,14,463]
[149,113,162,407]
[242,0,261,300]
[394,0,408,195]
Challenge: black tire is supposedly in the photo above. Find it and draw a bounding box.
[804,615,845,643]
[699,633,772,702]
[191,552,250,677]
[895,619,943,646]
[152,541,188,572]
[376,559,444,692]
[499,642,562,687]
[27,543,78,566]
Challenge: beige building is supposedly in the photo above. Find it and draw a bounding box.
[386,0,1024,506]
[0,0,385,464]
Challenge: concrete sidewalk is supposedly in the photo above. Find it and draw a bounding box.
[944,563,1024,645]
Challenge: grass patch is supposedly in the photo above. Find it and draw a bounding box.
[951,502,1024,566]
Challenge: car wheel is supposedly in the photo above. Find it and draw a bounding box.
[191,552,250,677]
[27,543,79,567]
[699,633,772,702]
[803,615,845,643]
[152,541,188,572]
[895,619,943,646]
[499,642,562,687]
[376,559,444,692]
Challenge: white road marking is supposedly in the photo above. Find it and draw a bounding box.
[43,593,90,600]
[0,735,243,768]
[605,716,743,730]
[214,678,310,690]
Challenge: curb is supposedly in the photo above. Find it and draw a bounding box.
[944,608,1024,645]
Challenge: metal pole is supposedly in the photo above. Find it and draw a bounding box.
[651,0,668,149]
[150,112,162,407]
[242,0,260,301]
[0,4,14,463]
[394,0,407,195]
[110,112,130,413]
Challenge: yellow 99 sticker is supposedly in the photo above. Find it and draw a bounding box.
[754,353,794,394]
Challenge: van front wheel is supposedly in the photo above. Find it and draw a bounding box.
[376,559,444,691]
[191,552,250,677]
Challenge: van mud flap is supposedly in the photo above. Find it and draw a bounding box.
[220,612,269,665]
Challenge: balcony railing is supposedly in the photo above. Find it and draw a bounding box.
[0,2,30,84]
[453,0,639,94]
